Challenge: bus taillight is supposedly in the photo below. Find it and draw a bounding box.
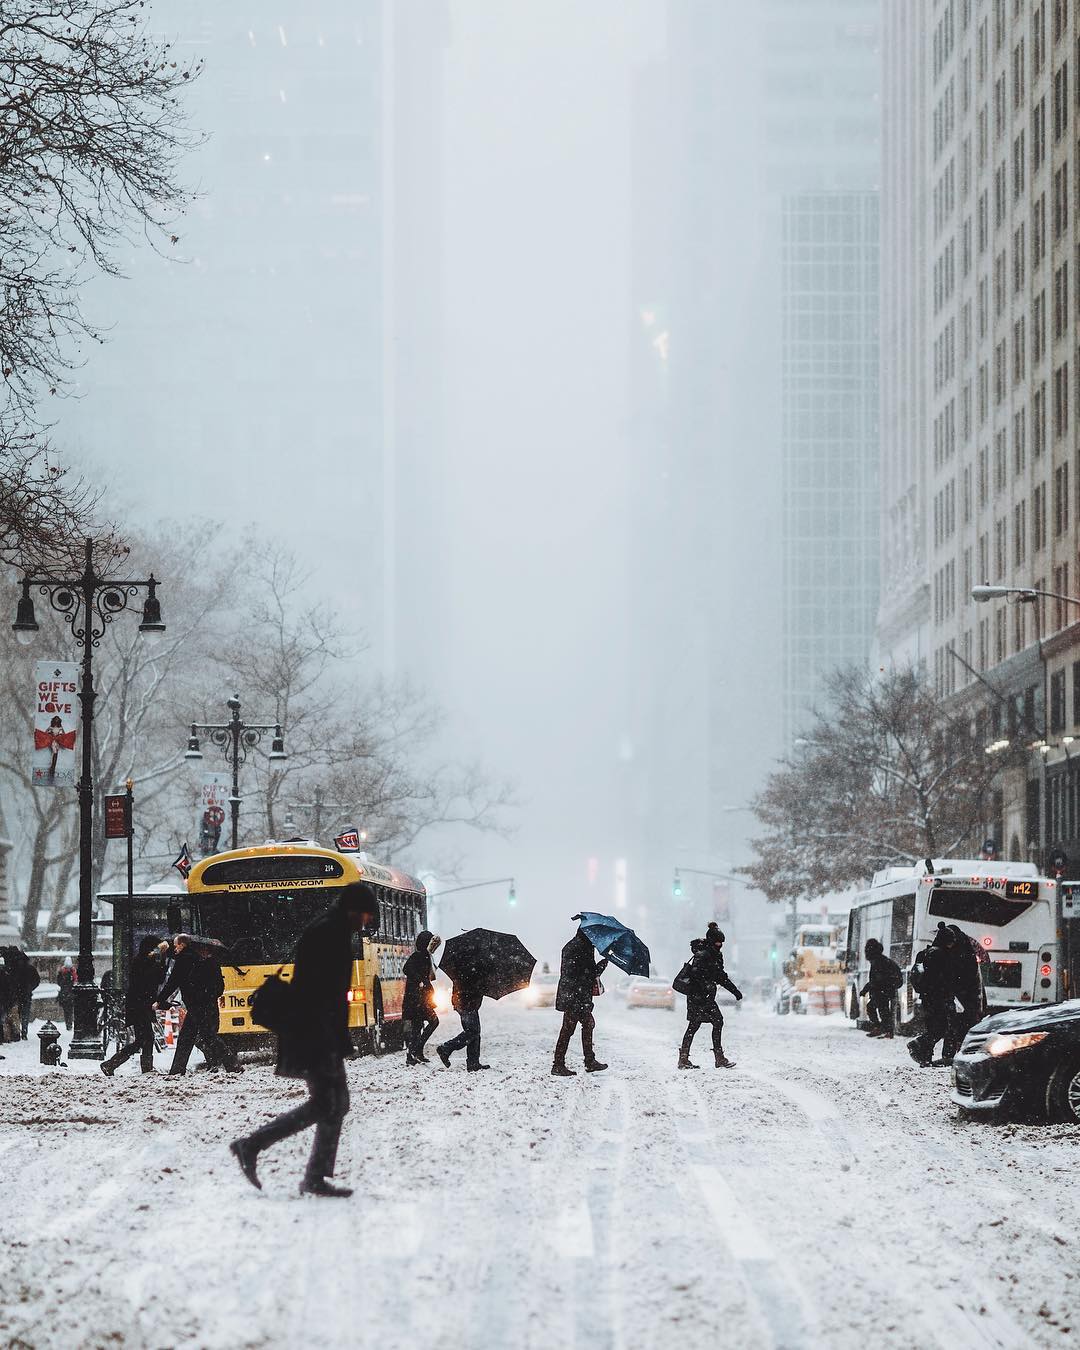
[1040,964,1052,977]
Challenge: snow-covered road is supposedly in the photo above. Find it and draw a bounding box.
[1,1003,1077,1350]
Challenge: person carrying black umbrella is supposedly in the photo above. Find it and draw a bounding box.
[551,924,609,1076]
[231,881,379,1198]
[437,958,490,1072]
[156,934,240,1075]
[674,924,741,1069]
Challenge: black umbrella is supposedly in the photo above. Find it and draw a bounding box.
[440,928,536,1001]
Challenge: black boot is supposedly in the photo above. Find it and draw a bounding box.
[230,1138,262,1191]
[677,1053,699,1070]
[551,1061,576,1076]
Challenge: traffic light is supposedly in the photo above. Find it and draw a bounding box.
[769,945,778,961]
[508,882,517,907]
[672,870,683,898]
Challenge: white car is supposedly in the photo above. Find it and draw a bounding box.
[625,976,675,1011]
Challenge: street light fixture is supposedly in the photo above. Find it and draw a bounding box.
[10,538,165,1060]
[184,694,287,851]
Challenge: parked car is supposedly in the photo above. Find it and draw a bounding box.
[522,972,558,1008]
[625,976,675,1011]
[952,999,1080,1121]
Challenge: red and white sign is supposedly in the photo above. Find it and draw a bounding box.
[32,661,78,788]
[198,772,229,855]
[335,827,361,853]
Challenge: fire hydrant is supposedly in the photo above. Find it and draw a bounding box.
[38,1019,62,1066]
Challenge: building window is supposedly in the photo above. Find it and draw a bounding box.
[1054,261,1069,340]
[995,607,1007,663]
[995,517,1008,578]
[1014,316,1026,382]
[1053,0,1067,45]
[1033,3,1046,73]
[1013,130,1027,199]
[1014,406,1027,474]
[1054,460,1070,534]
[1054,361,1070,438]
[1034,481,1047,550]
[1054,562,1071,629]
[1013,37,1027,108]
[1033,381,1047,454]
[1053,60,1070,141]
[1053,162,1069,238]
[995,428,1008,491]
[1014,500,1028,565]
[1051,669,1067,732]
[1013,222,1026,292]
[1072,660,1080,727]
[1033,192,1046,264]
[1033,95,1046,169]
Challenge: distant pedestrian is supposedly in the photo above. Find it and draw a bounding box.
[230,882,380,1198]
[861,939,904,1039]
[551,926,608,1076]
[674,924,741,1069]
[941,925,986,1062]
[437,959,490,1072]
[56,957,75,1031]
[3,948,41,1039]
[0,957,16,1048]
[101,937,168,1076]
[907,924,957,1066]
[402,931,441,1066]
[156,935,240,1075]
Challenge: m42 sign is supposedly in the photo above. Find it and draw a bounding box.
[32,661,78,788]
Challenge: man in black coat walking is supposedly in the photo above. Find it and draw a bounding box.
[231,881,379,1198]
[941,924,986,1062]
[156,935,240,1075]
[4,948,40,1039]
[677,924,741,1069]
[402,930,441,1065]
[437,958,490,1072]
[860,939,904,1039]
[551,926,608,1076]
[907,924,958,1066]
[101,937,167,1075]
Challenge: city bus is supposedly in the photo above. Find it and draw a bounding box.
[843,858,1059,1031]
[185,842,427,1055]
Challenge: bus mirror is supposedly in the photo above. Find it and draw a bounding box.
[167,903,182,934]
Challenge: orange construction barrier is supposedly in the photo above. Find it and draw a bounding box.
[824,986,843,1014]
[807,987,826,1016]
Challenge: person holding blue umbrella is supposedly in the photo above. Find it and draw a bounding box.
[552,921,610,1076]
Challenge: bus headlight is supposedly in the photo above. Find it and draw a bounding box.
[986,1031,1048,1057]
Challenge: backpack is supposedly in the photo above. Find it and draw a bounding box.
[885,956,904,991]
[908,958,924,993]
[250,971,295,1034]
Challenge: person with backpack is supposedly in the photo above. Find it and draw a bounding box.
[550,924,609,1076]
[906,923,958,1067]
[402,930,441,1066]
[860,939,904,1038]
[941,924,986,1062]
[155,934,240,1075]
[673,923,741,1070]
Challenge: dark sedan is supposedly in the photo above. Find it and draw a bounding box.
[952,999,1080,1121]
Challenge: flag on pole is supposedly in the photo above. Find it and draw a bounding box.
[334,827,361,852]
[172,842,192,879]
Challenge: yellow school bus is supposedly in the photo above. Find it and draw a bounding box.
[185,842,427,1055]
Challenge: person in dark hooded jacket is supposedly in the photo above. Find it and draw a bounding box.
[402,930,441,1065]
[941,924,985,1061]
[907,923,958,1066]
[437,957,490,1071]
[230,881,379,1197]
[676,924,741,1069]
[101,936,167,1075]
[551,925,609,1076]
[860,939,904,1038]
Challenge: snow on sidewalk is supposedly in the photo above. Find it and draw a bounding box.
[0,1003,1077,1350]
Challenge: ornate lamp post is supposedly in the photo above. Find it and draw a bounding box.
[11,538,166,1060]
[183,695,287,851]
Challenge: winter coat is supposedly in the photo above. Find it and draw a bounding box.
[948,929,986,1013]
[450,967,486,1015]
[157,949,224,1010]
[860,952,903,998]
[125,953,165,1023]
[276,905,355,1079]
[56,965,75,1009]
[7,953,40,998]
[683,948,741,1021]
[912,944,954,1008]
[402,950,436,1022]
[555,935,607,1018]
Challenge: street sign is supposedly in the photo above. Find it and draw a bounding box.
[103,793,131,839]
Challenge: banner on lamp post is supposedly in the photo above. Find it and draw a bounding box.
[198,771,229,856]
[32,661,79,788]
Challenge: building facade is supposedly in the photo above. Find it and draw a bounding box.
[893,0,1080,862]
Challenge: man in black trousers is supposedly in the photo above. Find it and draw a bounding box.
[551,923,608,1076]
[231,882,378,1198]
[156,934,240,1075]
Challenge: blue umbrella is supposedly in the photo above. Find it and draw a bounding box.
[574,912,651,977]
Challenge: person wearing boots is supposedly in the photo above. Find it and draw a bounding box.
[907,924,959,1067]
[551,924,608,1076]
[101,936,167,1076]
[437,959,490,1072]
[402,930,441,1066]
[860,939,904,1039]
[676,924,741,1069]
[940,924,986,1062]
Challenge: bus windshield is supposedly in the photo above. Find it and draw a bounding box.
[926,887,1035,926]
[198,891,336,965]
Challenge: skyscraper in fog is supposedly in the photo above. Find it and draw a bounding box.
[643,1,881,872]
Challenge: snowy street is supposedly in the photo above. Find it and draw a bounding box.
[1,1002,1076,1350]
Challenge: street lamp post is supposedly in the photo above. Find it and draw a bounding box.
[972,584,1080,860]
[183,695,287,850]
[11,538,166,1060]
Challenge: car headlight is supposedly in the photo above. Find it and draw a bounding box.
[985,1031,1049,1057]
